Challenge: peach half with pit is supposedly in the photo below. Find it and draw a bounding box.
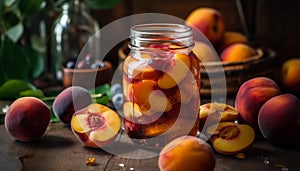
[158,135,216,171]
[206,122,255,155]
[70,103,121,148]
[258,94,300,145]
[235,77,281,130]
[158,53,191,89]
[5,97,50,142]
[199,103,239,130]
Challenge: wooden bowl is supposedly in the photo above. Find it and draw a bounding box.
[62,61,112,89]
[200,47,277,97]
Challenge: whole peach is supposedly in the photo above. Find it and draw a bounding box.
[193,41,219,62]
[217,31,248,53]
[5,97,50,142]
[53,86,92,124]
[258,94,300,145]
[281,58,300,95]
[235,77,281,130]
[158,135,215,171]
[220,43,257,62]
[186,7,225,46]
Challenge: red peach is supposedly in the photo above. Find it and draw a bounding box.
[186,7,225,46]
[235,77,281,130]
[5,97,50,142]
[258,94,300,145]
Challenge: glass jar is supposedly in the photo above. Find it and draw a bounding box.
[123,23,200,149]
[50,0,100,83]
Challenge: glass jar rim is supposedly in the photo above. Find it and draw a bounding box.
[129,23,194,49]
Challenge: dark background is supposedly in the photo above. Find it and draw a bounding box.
[88,0,299,67]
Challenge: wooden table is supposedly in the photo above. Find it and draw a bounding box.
[1,119,300,171]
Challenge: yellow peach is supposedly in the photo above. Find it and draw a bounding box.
[158,135,215,171]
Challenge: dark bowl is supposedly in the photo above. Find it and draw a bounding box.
[62,61,112,89]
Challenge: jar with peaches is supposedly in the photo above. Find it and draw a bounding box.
[123,23,200,149]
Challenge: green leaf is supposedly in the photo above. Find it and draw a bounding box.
[2,10,21,31]
[31,34,46,53]
[0,79,36,100]
[89,84,112,105]
[0,36,30,83]
[19,89,45,98]
[21,46,44,79]
[4,0,17,7]
[5,22,24,43]
[19,0,45,16]
[85,0,121,10]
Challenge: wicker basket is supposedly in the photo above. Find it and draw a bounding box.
[118,42,276,97]
[200,47,276,97]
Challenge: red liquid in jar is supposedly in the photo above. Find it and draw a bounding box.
[123,43,200,149]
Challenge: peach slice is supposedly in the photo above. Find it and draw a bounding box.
[70,103,121,148]
[133,80,172,113]
[158,53,191,89]
[123,54,160,80]
[123,102,143,119]
[206,122,255,155]
[199,103,239,128]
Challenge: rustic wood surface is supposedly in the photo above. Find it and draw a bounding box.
[1,119,299,171]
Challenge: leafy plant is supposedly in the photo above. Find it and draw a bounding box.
[0,0,120,87]
[0,0,46,85]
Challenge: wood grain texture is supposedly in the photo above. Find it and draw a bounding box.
[1,120,299,171]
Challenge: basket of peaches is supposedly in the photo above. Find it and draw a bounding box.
[185,7,276,96]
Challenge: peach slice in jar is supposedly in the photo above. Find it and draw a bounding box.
[123,54,161,80]
[158,53,191,89]
[71,103,121,148]
[133,80,172,113]
[206,122,255,155]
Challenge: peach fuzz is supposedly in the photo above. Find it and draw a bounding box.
[258,94,300,145]
[217,31,248,53]
[206,122,255,155]
[281,58,300,95]
[158,135,215,171]
[5,97,50,142]
[235,77,281,130]
[220,43,257,62]
[71,103,121,148]
[186,7,225,46]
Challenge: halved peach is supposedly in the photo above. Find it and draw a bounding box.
[199,103,239,129]
[70,103,121,148]
[158,53,191,89]
[206,122,255,155]
[133,80,172,112]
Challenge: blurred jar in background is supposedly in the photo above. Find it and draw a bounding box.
[51,0,100,83]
